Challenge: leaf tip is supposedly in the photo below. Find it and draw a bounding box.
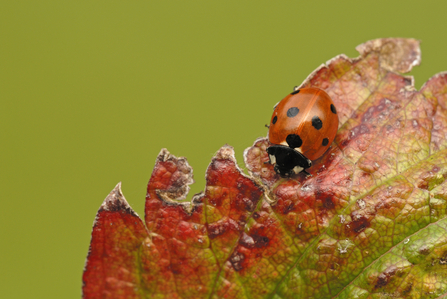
[151,148,195,199]
[157,148,173,162]
[99,182,139,217]
[147,148,199,215]
[356,37,421,73]
[214,144,236,162]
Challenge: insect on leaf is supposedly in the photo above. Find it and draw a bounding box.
[83,38,447,299]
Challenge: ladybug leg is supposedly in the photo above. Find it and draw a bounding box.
[265,154,276,165]
[302,169,312,176]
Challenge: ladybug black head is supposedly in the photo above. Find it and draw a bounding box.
[266,145,312,177]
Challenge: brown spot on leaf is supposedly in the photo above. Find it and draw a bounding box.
[251,233,270,248]
[229,251,245,272]
[418,246,430,255]
[402,283,413,295]
[374,265,397,289]
[359,97,400,125]
[385,124,394,133]
[341,139,350,147]
[207,219,239,239]
[233,194,256,212]
[362,106,376,122]
[315,186,336,210]
[347,212,371,235]
[322,197,335,209]
[439,251,447,265]
[351,124,370,136]
[404,77,413,86]
[239,231,269,249]
[170,262,183,275]
[417,172,433,190]
[239,232,255,248]
[283,202,295,214]
[243,224,272,249]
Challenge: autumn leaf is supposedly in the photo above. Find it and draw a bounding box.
[83,38,447,299]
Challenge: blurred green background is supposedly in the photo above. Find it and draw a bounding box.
[1,1,447,298]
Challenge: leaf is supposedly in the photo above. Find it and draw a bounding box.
[83,38,447,299]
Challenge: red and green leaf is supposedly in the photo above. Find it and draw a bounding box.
[83,38,447,299]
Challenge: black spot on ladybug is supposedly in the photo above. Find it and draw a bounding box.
[322,138,329,146]
[286,134,302,148]
[330,104,337,114]
[272,116,277,124]
[287,107,299,117]
[312,116,323,130]
[291,88,300,95]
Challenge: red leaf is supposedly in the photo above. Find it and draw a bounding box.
[83,38,447,299]
[83,184,151,298]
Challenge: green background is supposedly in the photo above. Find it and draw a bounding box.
[1,1,447,298]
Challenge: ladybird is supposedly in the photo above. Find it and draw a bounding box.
[267,87,339,176]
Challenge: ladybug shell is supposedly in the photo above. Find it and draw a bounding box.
[268,87,339,161]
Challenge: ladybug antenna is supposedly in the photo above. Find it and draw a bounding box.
[291,86,301,95]
[265,124,270,129]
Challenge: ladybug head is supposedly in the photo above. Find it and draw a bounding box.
[266,145,312,177]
